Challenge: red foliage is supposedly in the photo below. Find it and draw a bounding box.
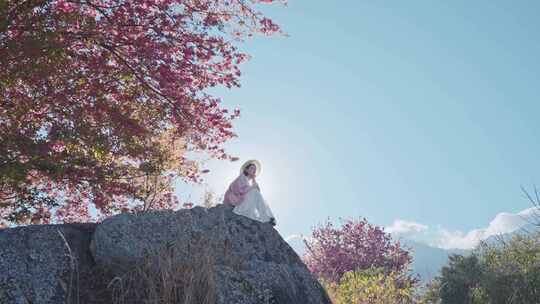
[303,217,414,284]
[0,0,285,225]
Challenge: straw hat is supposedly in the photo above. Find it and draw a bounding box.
[240,159,262,177]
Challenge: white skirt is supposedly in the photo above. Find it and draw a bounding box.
[233,188,275,223]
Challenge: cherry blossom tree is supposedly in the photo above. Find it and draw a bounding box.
[303,217,415,284]
[0,0,285,225]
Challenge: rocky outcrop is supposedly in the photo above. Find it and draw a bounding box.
[0,204,331,304]
[0,223,109,304]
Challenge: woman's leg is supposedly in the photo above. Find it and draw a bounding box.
[233,189,258,220]
[233,189,275,223]
[252,191,274,222]
[262,199,275,220]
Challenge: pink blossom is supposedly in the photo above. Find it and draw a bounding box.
[303,217,414,283]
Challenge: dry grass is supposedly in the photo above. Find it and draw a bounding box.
[108,238,217,304]
[57,228,80,304]
[201,188,224,209]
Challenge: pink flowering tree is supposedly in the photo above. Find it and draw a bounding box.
[0,0,285,225]
[303,217,415,284]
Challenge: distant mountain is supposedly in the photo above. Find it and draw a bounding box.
[481,223,540,246]
[400,239,470,282]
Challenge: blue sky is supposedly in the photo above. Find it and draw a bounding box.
[176,1,540,249]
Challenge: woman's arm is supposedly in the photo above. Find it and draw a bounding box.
[233,176,254,196]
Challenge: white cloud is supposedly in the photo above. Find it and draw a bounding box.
[432,227,486,249]
[285,208,540,255]
[390,207,540,250]
[285,234,303,242]
[385,219,428,237]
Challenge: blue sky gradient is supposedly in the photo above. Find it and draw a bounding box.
[176,1,540,248]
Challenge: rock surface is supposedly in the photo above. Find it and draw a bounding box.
[0,223,106,304]
[92,204,330,304]
[0,204,330,304]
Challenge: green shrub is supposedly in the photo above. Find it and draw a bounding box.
[321,267,416,304]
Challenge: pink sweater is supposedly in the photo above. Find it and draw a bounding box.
[223,174,252,206]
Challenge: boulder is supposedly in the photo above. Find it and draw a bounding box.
[0,223,102,304]
[92,204,330,304]
[0,204,330,304]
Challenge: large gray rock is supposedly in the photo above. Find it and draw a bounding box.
[0,204,330,304]
[91,204,330,304]
[0,223,102,304]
